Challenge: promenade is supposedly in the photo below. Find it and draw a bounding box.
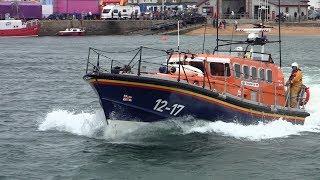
[186,19,320,36]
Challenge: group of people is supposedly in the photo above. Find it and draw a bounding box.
[212,18,227,29]
[277,11,306,22]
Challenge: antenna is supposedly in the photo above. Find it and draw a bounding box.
[216,0,219,52]
[177,20,180,52]
[202,22,207,54]
[278,0,282,67]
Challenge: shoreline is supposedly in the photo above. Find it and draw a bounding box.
[185,23,320,36]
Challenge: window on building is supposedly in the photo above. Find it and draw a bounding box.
[267,69,273,83]
[234,64,241,78]
[210,63,231,77]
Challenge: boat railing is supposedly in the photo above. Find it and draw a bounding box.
[86,46,169,75]
[213,49,273,63]
[284,84,308,109]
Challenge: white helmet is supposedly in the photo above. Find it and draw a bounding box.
[291,62,298,68]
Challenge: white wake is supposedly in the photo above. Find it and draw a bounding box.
[38,76,320,141]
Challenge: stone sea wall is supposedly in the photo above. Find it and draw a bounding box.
[39,20,168,36]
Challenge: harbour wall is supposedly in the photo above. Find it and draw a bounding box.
[39,20,320,36]
[39,20,168,36]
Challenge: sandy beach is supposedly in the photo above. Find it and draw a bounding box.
[186,23,320,36]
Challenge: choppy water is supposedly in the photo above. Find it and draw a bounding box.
[1,35,320,179]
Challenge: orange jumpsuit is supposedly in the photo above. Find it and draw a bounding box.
[287,69,303,107]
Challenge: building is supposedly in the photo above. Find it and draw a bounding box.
[197,0,309,20]
[53,0,100,14]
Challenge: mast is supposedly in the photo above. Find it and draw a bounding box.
[178,20,180,52]
[278,0,282,67]
[216,0,219,52]
[260,0,268,56]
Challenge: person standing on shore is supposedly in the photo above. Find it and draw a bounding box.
[213,18,216,28]
[118,11,121,20]
[231,11,235,19]
[88,11,92,20]
[234,20,238,29]
[222,19,226,29]
[134,10,138,20]
[294,12,297,20]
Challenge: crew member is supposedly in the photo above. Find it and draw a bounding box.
[286,62,303,108]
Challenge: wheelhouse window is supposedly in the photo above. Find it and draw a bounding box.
[259,68,265,82]
[210,63,231,77]
[251,67,257,81]
[234,64,241,78]
[267,69,273,83]
[243,65,249,79]
[189,61,204,73]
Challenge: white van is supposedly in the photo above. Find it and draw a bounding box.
[101,5,140,20]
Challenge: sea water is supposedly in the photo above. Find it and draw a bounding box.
[1,35,320,179]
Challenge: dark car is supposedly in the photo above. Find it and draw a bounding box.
[46,13,63,20]
[308,10,320,20]
[183,12,207,24]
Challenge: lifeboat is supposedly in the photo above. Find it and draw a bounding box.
[83,25,310,125]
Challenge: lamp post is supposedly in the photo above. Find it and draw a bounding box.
[298,1,300,23]
[298,1,305,23]
[162,0,164,12]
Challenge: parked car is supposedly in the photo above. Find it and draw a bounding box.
[308,10,320,20]
[46,13,83,20]
[183,12,207,24]
[46,13,64,20]
[275,14,286,22]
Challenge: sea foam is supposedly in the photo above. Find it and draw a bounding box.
[38,85,320,141]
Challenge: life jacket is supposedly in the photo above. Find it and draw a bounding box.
[289,68,301,81]
[289,69,303,90]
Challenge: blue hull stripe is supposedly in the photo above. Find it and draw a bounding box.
[89,78,305,123]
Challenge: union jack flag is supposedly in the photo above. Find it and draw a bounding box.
[122,94,132,102]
